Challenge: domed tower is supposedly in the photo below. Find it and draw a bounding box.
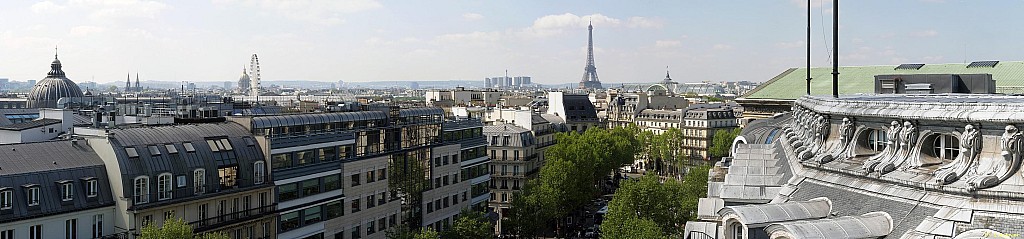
[27,52,84,108]
[237,67,251,93]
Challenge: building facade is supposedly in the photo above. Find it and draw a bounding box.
[80,123,277,238]
[483,124,538,234]
[0,141,117,239]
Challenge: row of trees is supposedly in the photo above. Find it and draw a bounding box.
[599,166,710,238]
[637,126,740,177]
[504,127,640,237]
[387,210,493,239]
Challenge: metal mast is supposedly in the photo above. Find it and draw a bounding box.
[832,0,839,98]
[806,0,812,95]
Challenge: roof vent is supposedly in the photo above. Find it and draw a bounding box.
[967,60,999,68]
[895,63,924,70]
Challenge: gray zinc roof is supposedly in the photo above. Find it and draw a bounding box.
[0,140,115,223]
[765,212,894,239]
[249,111,387,129]
[0,118,61,131]
[718,197,832,227]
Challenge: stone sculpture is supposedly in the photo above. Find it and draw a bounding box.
[968,125,1023,190]
[935,124,982,185]
[864,121,902,173]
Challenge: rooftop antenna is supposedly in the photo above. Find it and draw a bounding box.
[831,0,839,98]
[806,0,812,95]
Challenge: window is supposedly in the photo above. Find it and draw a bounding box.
[366,195,375,208]
[351,174,361,187]
[194,169,206,194]
[377,168,386,181]
[367,221,375,235]
[324,175,341,191]
[91,215,103,238]
[165,144,178,154]
[219,166,238,188]
[351,198,361,213]
[351,226,361,239]
[61,182,73,201]
[302,179,320,196]
[142,214,153,227]
[366,171,375,183]
[65,219,77,239]
[320,147,337,162]
[280,211,300,232]
[272,153,292,170]
[426,201,433,213]
[125,147,139,158]
[867,129,887,152]
[134,177,149,204]
[933,134,960,160]
[303,206,322,225]
[220,139,233,150]
[148,145,161,156]
[254,161,266,184]
[183,142,196,152]
[158,173,173,200]
[163,210,175,220]
[86,180,98,197]
[378,192,386,205]
[279,184,298,201]
[199,204,209,222]
[297,150,315,166]
[30,225,42,239]
[325,200,344,219]
[0,189,11,209]
[2,229,13,239]
[27,186,40,206]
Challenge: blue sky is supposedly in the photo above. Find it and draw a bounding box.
[0,0,1020,85]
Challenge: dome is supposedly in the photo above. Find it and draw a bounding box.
[237,67,251,90]
[27,56,84,108]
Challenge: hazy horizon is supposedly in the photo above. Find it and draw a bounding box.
[2,0,1022,85]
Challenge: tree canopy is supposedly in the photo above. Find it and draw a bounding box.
[710,128,742,158]
[600,166,711,238]
[138,218,229,239]
[443,209,494,239]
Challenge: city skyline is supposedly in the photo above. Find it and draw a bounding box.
[1,0,1021,85]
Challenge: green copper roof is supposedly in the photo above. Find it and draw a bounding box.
[742,61,1024,100]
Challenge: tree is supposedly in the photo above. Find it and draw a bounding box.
[138,218,229,239]
[107,85,118,92]
[679,165,711,221]
[601,174,685,237]
[443,209,494,239]
[601,217,666,239]
[709,128,742,158]
[386,226,441,239]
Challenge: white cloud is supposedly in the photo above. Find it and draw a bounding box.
[626,17,663,28]
[69,25,106,37]
[218,0,383,26]
[31,1,67,13]
[775,40,805,49]
[791,0,825,9]
[910,30,938,37]
[655,40,681,48]
[462,13,484,21]
[713,44,733,50]
[434,31,503,44]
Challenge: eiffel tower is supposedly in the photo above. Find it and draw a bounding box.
[578,21,603,89]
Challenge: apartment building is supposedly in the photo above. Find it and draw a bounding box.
[0,141,117,239]
[80,123,277,238]
[482,124,539,234]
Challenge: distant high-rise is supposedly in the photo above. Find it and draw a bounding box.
[579,22,603,89]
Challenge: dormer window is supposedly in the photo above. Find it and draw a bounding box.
[24,185,40,206]
[134,176,149,204]
[85,179,98,198]
[0,188,12,209]
[157,173,173,201]
[59,181,74,201]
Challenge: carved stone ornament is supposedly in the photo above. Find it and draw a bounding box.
[935,124,982,185]
[967,125,1023,190]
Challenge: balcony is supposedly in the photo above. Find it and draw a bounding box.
[190,204,277,233]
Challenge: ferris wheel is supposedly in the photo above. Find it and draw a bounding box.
[249,54,261,96]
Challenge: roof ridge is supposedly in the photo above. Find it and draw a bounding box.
[742,68,797,98]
